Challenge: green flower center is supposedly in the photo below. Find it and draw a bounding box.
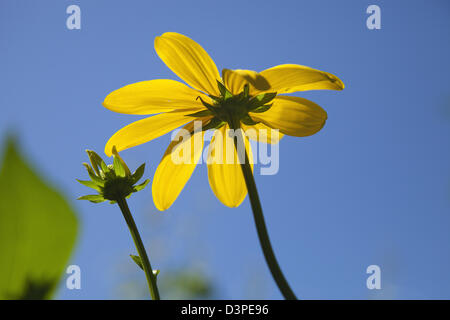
[188,81,276,130]
[102,176,136,201]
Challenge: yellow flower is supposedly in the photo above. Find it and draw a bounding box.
[103,32,344,211]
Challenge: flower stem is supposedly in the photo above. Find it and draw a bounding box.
[116,197,160,300]
[230,122,298,300]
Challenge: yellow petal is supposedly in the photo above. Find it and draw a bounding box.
[152,120,205,211]
[155,32,221,96]
[207,125,253,208]
[260,64,344,93]
[222,69,270,95]
[241,122,284,144]
[250,96,327,137]
[104,110,194,156]
[103,79,207,115]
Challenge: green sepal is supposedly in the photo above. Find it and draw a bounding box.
[86,149,109,177]
[234,91,246,103]
[196,96,216,112]
[217,81,233,100]
[76,179,102,192]
[186,109,214,118]
[82,163,104,187]
[77,194,106,203]
[133,179,150,192]
[250,104,272,113]
[112,146,131,177]
[99,161,109,176]
[203,118,226,131]
[208,94,222,102]
[131,163,146,184]
[241,115,260,126]
[86,150,106,176]
[249,92,277,110]
[113,154,126,178]
[243,84,249,98]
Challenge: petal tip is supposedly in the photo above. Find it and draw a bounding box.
[101,100,110,110]
[155,202,169,211]
[222,197,245,208]
[334,78,345,90]
[152,187,170,211]
[328,73,345,90]
[104,147,112,158]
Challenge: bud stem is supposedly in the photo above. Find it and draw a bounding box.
[116,197,160,300]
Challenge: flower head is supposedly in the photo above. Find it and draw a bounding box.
[103,32,344,210]
[77,147,149,203]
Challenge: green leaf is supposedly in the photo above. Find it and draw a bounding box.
[77,194,105,203]
[130,254,144,270]
[0,137,78,299]
[130,255,160,277]
[131,163,145,184]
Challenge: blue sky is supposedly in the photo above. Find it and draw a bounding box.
[1,0,449,299]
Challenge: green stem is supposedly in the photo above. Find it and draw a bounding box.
[117,197,160,300]
[230,119,298,300]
